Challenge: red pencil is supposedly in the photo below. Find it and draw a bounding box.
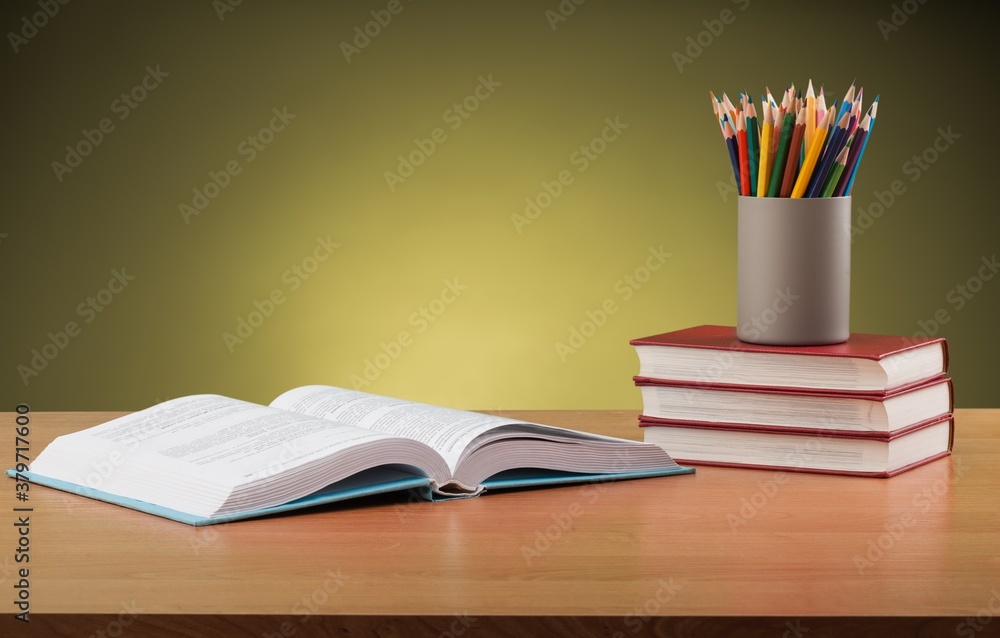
[780,107,807,198]
[737,113,750,196]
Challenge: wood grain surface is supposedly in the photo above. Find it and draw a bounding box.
[1,409,997,637]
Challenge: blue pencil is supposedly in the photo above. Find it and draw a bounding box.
[836,81,855,124]
[722,115,741,190]
[844,95,878,195]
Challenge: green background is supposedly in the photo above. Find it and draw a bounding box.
[2,0,996,410]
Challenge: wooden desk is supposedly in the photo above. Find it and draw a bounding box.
[3,410,998,637]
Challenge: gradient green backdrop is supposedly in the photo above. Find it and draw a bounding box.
[2,0,996,410]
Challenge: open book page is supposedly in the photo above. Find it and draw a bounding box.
[268,386,675,488]
[270,385,526,475]
[30,395,449,517]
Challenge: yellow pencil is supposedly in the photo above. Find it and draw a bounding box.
[790,108,834,198]
[756,102,774,197]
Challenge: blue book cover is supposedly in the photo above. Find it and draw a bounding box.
[7,465,694,525]
[7,467,432,526]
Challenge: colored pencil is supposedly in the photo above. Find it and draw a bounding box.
[805,79,817,151]
[710,91,725,137]
[780,107,807,198]
[848,87,863,135]
[805,111,850,198]
[833,113,870,197]
[820,146,850,197]
[816,86,827,128]
[756,102,774,197]
[737,113,750,196]
[747,100,760,196]
[723,116,741,189]
[844,95,878,195]
[722,93,738,122]
[766,104,796,197]
[836,81,855,125]
[771,104,785,168]
[710,80,878,198]
[790,108,834,198]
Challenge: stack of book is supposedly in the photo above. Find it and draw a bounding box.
[629,325,953,477]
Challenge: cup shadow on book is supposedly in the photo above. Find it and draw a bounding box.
[737,195,851,346]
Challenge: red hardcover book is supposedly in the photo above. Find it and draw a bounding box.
[629,325,948,396]
[639,413,954,478]
[634,376,953,435]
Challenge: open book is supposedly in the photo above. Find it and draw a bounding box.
[14,385,693,525]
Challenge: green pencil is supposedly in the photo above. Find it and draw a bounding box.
[766,105,795,197]
[820,146,850,197]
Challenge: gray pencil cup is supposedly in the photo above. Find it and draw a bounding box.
[737,196,851,346]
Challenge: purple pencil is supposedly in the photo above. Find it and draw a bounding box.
[833,113,870,197]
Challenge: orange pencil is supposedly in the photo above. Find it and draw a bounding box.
[737,112,750,196]
[779,107,807,197]
[722,92,738,123]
